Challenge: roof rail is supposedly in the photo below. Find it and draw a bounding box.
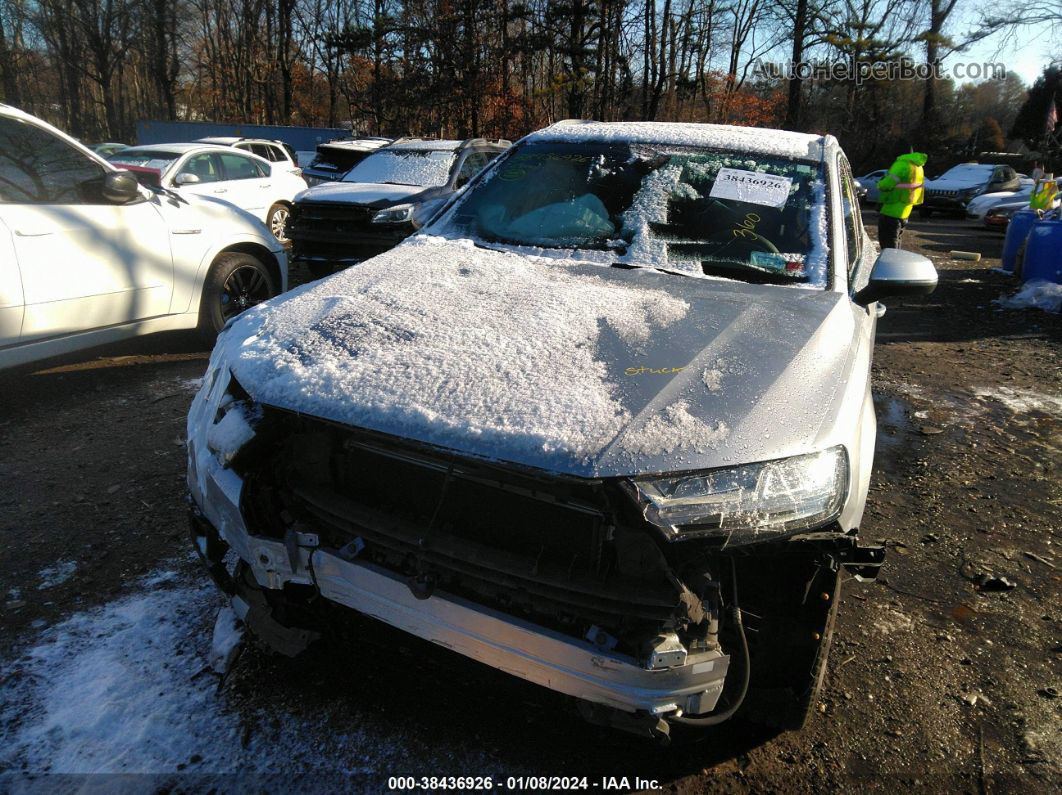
[460,137,512,149]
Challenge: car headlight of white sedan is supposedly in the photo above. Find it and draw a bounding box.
[627,446,849,544]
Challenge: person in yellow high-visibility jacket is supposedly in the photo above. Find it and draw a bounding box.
[1030,174,1059,212]
[876,151,927,250]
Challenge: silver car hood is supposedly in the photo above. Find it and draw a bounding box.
[222,237,859,478]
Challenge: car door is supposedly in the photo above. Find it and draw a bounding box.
[172,151,227,202]
[0,114,173,345]
[0,214,22,347]
[217,152,272,220]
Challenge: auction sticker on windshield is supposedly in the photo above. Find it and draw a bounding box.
[709,167,793,208]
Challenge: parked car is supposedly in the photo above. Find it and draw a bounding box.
[91,142,128,157]
[966,185,1034,221]
[983,180,1062,230]
[855,168,887,202]
[288,136,510,277]
[188,119,937,740]
[301,137,392,186]
[195,136,302,177]
[108,143,307,242]
[0,104,287,370]
[921,163,1021,216]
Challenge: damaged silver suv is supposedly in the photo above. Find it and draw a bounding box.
[187,120,937,740]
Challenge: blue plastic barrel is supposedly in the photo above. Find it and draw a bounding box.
[1001,209,1038,274]
[1022,219,1062,284]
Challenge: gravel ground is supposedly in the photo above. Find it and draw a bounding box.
[0,213,1058,792]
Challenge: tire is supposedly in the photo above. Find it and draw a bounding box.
[917,207,933,219]
[198,252,277,341]
[266,202,291,243]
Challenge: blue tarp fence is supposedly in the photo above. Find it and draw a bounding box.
[135,120,350,152]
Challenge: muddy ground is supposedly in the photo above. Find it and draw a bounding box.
[0,213,1059,792]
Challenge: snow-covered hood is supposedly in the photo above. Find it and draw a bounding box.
[217,237,857,478]
[925,176,990,192]
[294,180,438,207]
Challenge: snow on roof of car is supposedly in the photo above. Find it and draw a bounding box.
[219,235,702,474]
[528,120,829,161]
[385,138,465,151]
[120,142,230,154]
[196,136,243,145]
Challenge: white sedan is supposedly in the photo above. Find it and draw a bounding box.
[109,143,307,241]
[0,104,287,370]
[965,185,1034,221]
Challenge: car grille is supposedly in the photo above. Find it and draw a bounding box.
[927,189,958,198]
[289,201,376,239]
[239,411,683,644]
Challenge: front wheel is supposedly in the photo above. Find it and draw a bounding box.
[198,252,277,340]
[917,207,933,218]
[266,202,291,243]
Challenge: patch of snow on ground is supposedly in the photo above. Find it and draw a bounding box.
[873,607,914,635]
[974,386,1062,416]
[994,280,1062,314]
[1,570,508,780]
[36,560,77,590]
[621,400,729,456]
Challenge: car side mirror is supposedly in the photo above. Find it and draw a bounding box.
[174,172,200,185]
[855,248,937,306]
[101,170,141,204]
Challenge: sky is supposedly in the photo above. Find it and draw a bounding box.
[950,14,1058,86]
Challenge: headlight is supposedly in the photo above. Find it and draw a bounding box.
[627,447,848,544]
[372,203,416,224]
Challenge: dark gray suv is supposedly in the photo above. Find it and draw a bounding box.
[288,137,509,278]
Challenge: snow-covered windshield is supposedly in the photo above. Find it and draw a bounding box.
[935,164,994,183]
[437,140,829,287]
[107,150,181,173]
[343,149,456,187]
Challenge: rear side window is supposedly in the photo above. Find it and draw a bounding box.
[0,116,105,203]
[246,143,272,161]
[219,153,267,180]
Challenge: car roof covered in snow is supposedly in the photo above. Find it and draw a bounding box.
[384,138,465,152]
[526,120,832,162]
[119,142,232,155]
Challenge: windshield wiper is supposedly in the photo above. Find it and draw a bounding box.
[149,185,188,204]
[609,261,694,279]
[699,261,803,285]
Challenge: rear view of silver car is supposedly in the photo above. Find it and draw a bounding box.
[187,120,937,740]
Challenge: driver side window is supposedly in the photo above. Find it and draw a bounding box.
[0,117,105,204]
[838,157,863,277]
[179,153,221,184]
[455,152,493,187]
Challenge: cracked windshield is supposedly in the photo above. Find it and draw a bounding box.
[443,141,828,286]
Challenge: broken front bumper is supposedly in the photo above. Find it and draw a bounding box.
[187,461,730,719]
